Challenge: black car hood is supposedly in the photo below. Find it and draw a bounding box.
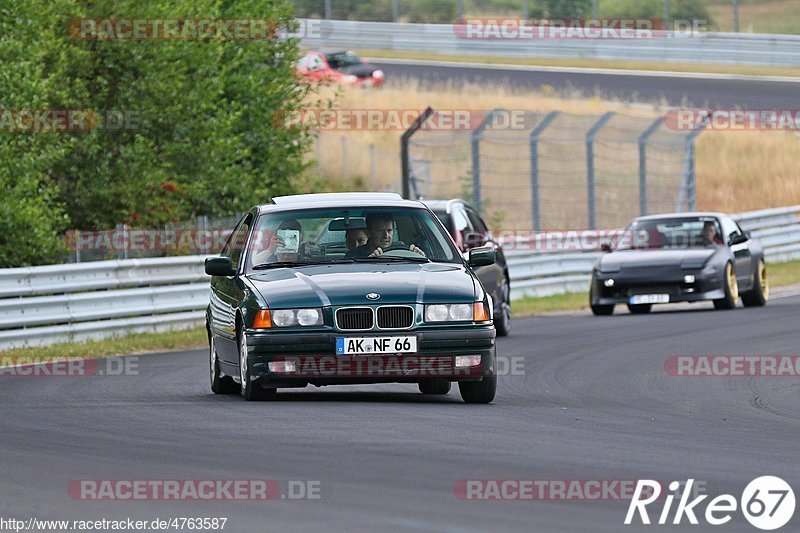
[246,262,476,308]
[601,248,719,270]
[335,63,378,78]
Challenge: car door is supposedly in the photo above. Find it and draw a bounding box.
[463,206,503,301]
[720,215,753,285]
[211,213,254,364]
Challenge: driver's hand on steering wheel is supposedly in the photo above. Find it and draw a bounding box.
[367,247,383,258]
[409,244,426,256]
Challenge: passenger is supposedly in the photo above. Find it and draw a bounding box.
[345,228,368,251]
[253,219,302,264]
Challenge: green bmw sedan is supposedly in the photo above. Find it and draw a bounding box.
[205,193,497,403]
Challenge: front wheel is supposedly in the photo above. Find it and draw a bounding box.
[741,260,768,307]
[713,262,738,310]
[238,329,277,401]
[459,375,496,404]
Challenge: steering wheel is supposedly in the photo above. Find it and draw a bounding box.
[378,243,426,259]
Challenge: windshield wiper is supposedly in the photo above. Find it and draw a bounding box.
[351,256,430,263]
[252,259,355,270]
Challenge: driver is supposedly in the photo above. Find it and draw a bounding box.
[345,213,425,258]
[701,221,724,246]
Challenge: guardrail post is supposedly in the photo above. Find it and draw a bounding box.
[401,106,434,199]
[586,112,615,230]
[471,108,504,214]
[638,117,664,217]
[529,111,560,231]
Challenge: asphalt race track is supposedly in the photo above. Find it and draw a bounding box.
[375,58,800,108]
[1,296,798,531]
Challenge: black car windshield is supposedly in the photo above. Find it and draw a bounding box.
[246,206,459,271]
[616,216,724,250]
[325,51,361,69]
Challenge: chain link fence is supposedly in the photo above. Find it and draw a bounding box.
[405,109,702,230]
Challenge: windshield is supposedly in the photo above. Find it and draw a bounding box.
[617,216,724,250]
[246,206,459,271]
[325,51,361,69]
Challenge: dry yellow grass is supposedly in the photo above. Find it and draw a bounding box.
[708,0,800,34]
[309,80,800,223]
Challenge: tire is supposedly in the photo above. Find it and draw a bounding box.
[238,327,277,401]
[494,276,512,337]
[626,303,652,314]
[741,260,768,307]
[713,262,739,310]
[419,378,451,395]
[591,304,614,316]
[459,375,496,404]
[209,334,239,394]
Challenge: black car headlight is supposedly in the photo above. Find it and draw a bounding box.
[271,308,324,327]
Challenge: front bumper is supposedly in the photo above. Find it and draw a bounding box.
[242,326,496,387]
[591,269,724,306]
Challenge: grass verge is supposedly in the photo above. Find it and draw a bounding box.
[0,326,206,360]
[357,48,800,78]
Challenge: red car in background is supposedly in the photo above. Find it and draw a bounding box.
[297,50,385,88]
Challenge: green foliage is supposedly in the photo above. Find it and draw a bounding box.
[599,0,712,25]
[1,0,316,266]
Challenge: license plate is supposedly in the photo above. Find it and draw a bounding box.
[336,336,417,355]
[629,294,670,304]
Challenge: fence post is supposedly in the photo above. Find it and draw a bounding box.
[324,0,332,19]
[471,108,504,214]
[678,118,708,212]
[529,111,560,231]
[586,112,615,230]
[400,106,434,199]
[392,0,399,22]
[638,117,663,217]
[315,135,321,169]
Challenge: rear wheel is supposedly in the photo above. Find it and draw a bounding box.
[419,378,451,395]
[713,262,739,310]
[210,334,239,394]
[742,260,768,307]
[494,276,512,336]
[459,375,496,404]
[238,328,277,401]
[626,303,652,314]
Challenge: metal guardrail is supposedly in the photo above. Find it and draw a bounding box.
[0,206,798,349]
[508,206,800,300]
[299,19,800,67]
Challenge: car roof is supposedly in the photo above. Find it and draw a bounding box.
[255,192,425,214]
[420,199,467,213]
[633,211,727,222]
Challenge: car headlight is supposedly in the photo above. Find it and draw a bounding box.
[425,303,489,322]
[269,308,323,327]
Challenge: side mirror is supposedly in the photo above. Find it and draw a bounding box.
[468,248,495,267]
[205,256,235,276]
[729,233,749,246]
[462,230,488,251]
[600,242,613,253]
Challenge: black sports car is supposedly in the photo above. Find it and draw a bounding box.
[590,212,768,315]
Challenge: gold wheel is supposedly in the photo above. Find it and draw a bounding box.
[727,263,739,302]
[759,261,769,300]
